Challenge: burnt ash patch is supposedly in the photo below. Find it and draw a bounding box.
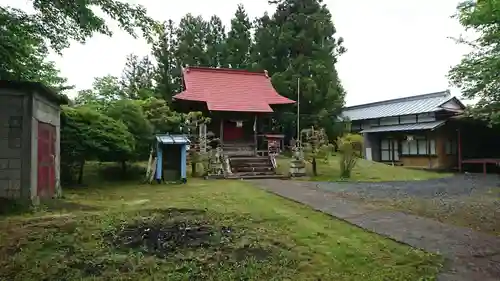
[110,221,233,257]
[105,208,279,264]
[106,208,233,258]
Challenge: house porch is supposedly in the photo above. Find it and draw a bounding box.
[362,122,459,170]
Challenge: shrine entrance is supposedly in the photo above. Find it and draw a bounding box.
[223,120,244,142]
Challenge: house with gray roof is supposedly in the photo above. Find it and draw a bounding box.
[342,90,466,170]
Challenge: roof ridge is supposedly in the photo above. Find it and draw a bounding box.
[344,90,450,110]
[184,66,267,76]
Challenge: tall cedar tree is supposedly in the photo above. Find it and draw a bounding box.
[121,54,156,100]
[176,14,209,67]
[251,12,278,73]
[226,4,253,69]
[205,15,228,67]
[449,0,500,125]
[153,20,183,101]
[265,0,346,139]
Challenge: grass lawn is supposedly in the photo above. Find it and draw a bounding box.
[277,155,451,182]
[0,180,442,280]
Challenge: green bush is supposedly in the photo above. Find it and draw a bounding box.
[337,133,363,178]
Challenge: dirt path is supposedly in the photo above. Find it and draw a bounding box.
[253,179,500,281]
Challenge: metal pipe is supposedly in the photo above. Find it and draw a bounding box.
[297,77,300,147]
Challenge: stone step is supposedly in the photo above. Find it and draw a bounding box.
[232,166,274,173]
[229,156,269,161]
[225,173,289,180]
[230,162,272,169]
[223,142,254,146]
[224,145,254,148]
[225,151,255,157]
[223,144,254,150]
[231,170,275,175]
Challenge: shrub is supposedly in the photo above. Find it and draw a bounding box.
[337,133,363,178]
[301,127,333,176]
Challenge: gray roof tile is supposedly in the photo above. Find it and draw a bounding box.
[342,91,455,120]
[360,120,446,133]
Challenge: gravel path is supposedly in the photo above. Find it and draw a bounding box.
[314,174,500,199]
[253,178,500,281]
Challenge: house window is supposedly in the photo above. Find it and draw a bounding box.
[380,117,399,126]
[401,136,436,156]
[368,119,380,127]
[416,112,436,123]
[399,114,417,124]
[351,122,362,131]
[445,139,457,155]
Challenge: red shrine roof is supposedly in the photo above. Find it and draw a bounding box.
[173,67,295,112]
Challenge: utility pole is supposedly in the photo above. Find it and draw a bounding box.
[297,77,300,148]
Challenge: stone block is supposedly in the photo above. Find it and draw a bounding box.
[0,127,8,137]
[8,159,21,169]
[0,140,21,157]
[6,188,20,199]
[0,179,8,197]
[0,159,8,169]
[0,169,20,180]
[8,137,21,149]
[9,179,20,191]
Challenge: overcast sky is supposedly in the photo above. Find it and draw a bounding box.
[7,0,470,106]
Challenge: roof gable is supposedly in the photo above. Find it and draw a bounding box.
[173,67,295,112]
[439,97,465,111]
[342,91,464,121]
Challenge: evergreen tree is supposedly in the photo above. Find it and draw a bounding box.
[251,12,278,73]
[265,0,346,139]
[153,20,183,101]
[121,54,156,100]
[226,4,253,69]
[176,14,209,67]
[205,15,228,67]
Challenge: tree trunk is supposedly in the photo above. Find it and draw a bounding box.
[312,157,317,176]
[77,159,85,185]
[191,162,197,177]
[121,160,127,175]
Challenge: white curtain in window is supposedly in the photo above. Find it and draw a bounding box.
[429,139,436,154]
[409,141,418,155]
[381,150,391,161]
[401,140,409,154]
[418,140,428,155]
[381,139,389,149]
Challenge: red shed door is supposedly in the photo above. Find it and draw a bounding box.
[37,122,56,198]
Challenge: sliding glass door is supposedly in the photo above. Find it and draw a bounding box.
[380,139,399,161]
